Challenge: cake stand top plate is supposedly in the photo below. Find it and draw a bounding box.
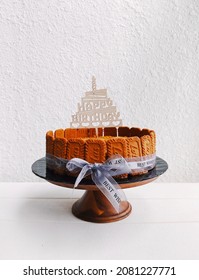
[32,156,168,190]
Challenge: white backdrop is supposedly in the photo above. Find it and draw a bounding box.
[0,0,199,182]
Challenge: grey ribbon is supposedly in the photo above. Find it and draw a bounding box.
[46,153,156,212]
[66,156,132,212]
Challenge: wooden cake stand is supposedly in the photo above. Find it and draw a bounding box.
[32,157,168,223]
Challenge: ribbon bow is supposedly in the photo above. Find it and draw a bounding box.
[66,156,132,212]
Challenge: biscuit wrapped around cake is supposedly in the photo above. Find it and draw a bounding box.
[46,126,156,179]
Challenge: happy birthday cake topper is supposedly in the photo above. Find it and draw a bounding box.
[70,76,123,128]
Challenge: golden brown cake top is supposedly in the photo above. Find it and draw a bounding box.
[48,126,154,139]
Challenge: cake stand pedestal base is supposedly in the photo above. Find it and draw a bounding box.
[72,190,132,223]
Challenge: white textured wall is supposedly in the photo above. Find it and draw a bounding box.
[0,0,199,182]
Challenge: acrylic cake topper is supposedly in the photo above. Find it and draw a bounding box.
[70,76,123,128]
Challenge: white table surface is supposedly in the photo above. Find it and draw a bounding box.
[0,182,199,260]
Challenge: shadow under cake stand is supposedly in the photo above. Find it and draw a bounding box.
[32,157,168,223]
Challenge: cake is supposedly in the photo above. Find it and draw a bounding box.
[45,77,156,179]
[46,126,156,178]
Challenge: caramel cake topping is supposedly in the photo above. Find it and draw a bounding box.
[95,127,103,137]
[127,136,142,158]
[64,128,78,139]
[46,131,54,155]
[88,128,97,138]
[140,128,150,136]
[104,127,117,136]
[130,127,142,137]
[64,128,103,139]
[118,126,130,137]
[85,139,107,163]
[106,137,128,158]
[141,135,152,156]
[66,138,85,160]
[54,138,67,158]
[76,128,89,138]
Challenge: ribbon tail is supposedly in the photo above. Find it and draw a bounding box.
[74,165,90,188]
[92,170,126,213]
